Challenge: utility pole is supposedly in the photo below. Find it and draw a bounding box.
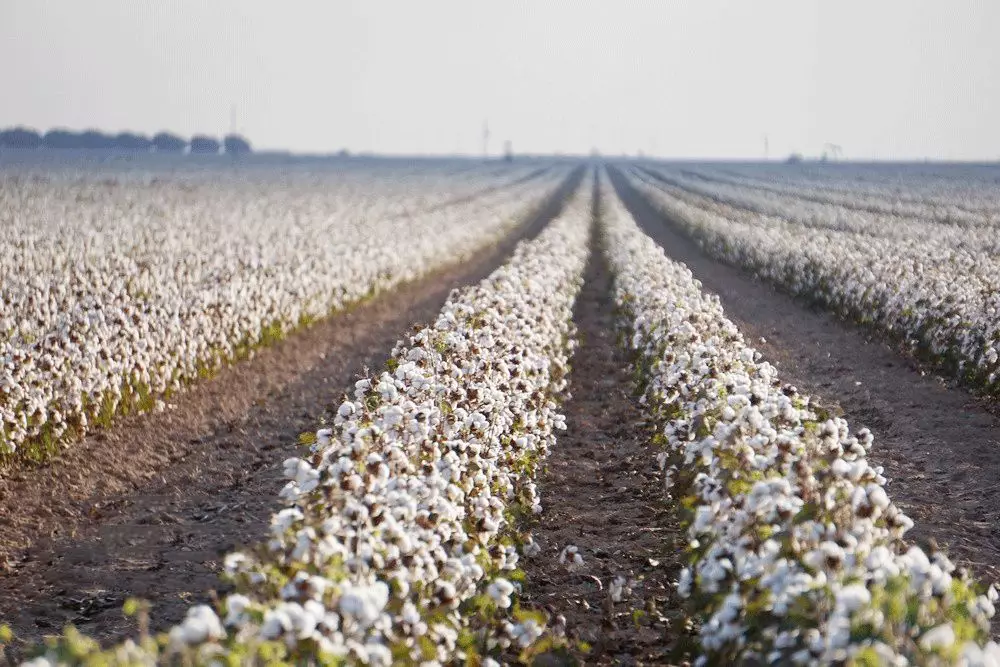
[482,120,490,159]
[764,133,769,161]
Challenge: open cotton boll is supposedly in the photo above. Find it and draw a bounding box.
[486,578,516,608]
[920,624,956,651]
[168,605,225,645]
[559,545,584,569]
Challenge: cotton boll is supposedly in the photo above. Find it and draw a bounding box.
[558,544,585,570]
[486,578,515,608]
[168,605,225,645]
[224,594,252,626]
[523,536,542,558]
[920,624,956,651]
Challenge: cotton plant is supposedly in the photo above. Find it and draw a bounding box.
[0,163,567,463]
[19,174,594,665]
[600,172,1000,665]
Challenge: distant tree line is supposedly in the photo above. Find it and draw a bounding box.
[0,126,252,154]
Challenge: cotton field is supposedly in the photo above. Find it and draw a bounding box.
[6,157,1000,666]
[0,159,566,462]
[601,173,998,664]
[625,164,1000,393]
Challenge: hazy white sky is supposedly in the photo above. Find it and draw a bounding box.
[2,1,999,160]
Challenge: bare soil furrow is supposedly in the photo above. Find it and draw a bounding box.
[519,187,685,666]
[0,167,582,652]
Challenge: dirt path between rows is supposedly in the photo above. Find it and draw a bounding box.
[0,167,582,655]
[519,186,686,665]
[609,166,1000,612]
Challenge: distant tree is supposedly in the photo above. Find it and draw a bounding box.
[189,135,221,154]
[0,127,43,149]
[77,130,116,150]
[42,129,83,149]
[786,153,804,164]
[153,132,187,152]
[223,134,251,154]
[40,129,153,151]
[113,132,153,152]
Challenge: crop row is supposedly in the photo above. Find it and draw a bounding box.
[624,167,1000,395]
[23,173,593,665]
[0,164,565,464]
[600,172,1000,665]
[670,166,1000,227]
[710,162,1000,219]
[636,166,999,242]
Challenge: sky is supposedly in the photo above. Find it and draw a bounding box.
[2,1,999,160]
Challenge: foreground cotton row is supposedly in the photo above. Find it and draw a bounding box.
[625,167,1000,395]
[25,176,592,665]
[600,175,999,665]
[0,162,565,463]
